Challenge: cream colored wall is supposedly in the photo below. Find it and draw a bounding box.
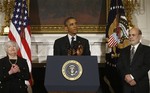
[0,0,150,63]
[133,0,150,43]
[0,34,106,63]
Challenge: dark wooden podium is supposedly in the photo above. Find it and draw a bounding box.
[45,56,100,93]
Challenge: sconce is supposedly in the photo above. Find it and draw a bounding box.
[133,0,145,15]
[0,0,14,35]
[123,0,145,27]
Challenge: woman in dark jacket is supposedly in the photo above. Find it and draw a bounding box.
[0,40,30,93]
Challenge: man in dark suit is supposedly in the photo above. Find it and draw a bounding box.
[53,17,91,56]
[117,27,150,93]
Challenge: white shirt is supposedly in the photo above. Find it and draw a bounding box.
[131,43,140,53]
[68,34,77,44]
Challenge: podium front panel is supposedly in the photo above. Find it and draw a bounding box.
[44,56,100,92]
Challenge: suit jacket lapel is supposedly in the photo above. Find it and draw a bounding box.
[76,36,82,44]
[76,36,79,42]
[126,46,131,65]
[65,35,70,47]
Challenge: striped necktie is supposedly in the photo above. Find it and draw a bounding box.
[130,46,135,63]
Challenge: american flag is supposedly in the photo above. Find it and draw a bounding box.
[108,33,119,47]
[8,0,32,85]
[106,0,128,47]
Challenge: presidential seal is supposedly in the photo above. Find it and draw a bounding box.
[62,60,83,81]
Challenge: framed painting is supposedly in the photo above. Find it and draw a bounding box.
[29,0,109,34]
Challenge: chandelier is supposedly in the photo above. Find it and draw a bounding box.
[133,0,145,15]
[0,0,14,35]
[123,0,145,27]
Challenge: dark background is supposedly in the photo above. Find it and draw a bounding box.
[29,0,106,25]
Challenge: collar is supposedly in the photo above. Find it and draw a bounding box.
[68,34,77,41]
[131,43,140,51]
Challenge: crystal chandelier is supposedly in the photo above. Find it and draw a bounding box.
[0,0,14,35]
[123,0,145,27]
[133,0,145,15]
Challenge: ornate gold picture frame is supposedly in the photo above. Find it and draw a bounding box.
[29,0,109,34]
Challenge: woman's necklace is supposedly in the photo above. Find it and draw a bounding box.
[9,59,18,65]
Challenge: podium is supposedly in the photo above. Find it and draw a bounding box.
[44,56,100,92]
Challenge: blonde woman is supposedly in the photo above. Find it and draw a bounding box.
[0,40,30,93]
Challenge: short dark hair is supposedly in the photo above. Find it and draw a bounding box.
[64,17,76,26]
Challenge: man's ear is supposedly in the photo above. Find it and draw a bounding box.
[64,26,68,31]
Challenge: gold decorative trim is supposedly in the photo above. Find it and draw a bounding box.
[31,25,106,34]
[0,0,108,35]
[29,0,109,34]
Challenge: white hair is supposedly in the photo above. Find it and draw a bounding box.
[4,40,19,53]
